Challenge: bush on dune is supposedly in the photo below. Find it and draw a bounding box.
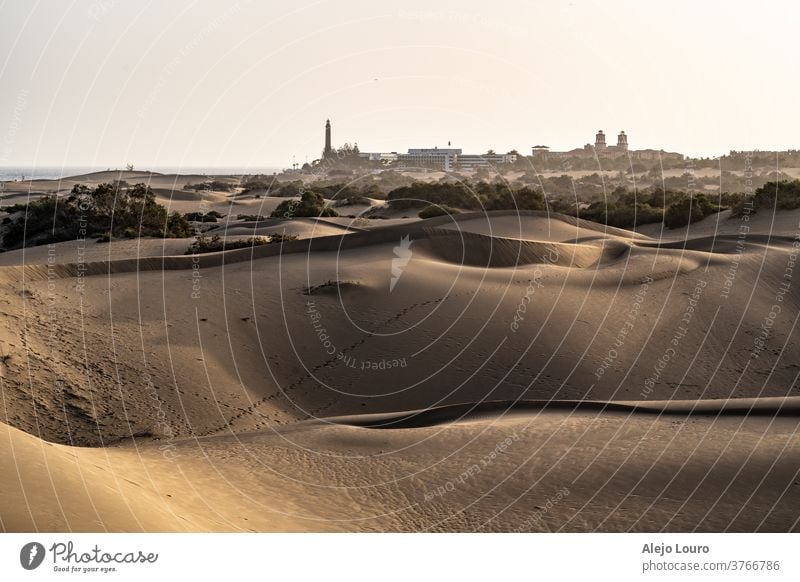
[296,182,381,203]
[663,198,705,229]
[241,175,280,195]
[754,180,800,210]
[183,180,236,192]
[663,194,722,229]
[576,189,722,230]
[184,211,223,222]
[481,184,545,211]
[185,233,298,255]
[1,182,192,249]
[386,181,545,212]
[271,183,301,197]
[579,201,664,229]
[387,182,475,210]
[727,180,800,218]
[333,193,371,207]
[418,205,460,219]
[270,191,338,218]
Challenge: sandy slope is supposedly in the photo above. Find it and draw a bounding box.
[0,238,193,266]
[1,209,799,532]
[636,207,800,240]
[436,211,648,242]
[0,170,290,217]
[4,212,797,444]
[203,217,354,239]
[3,403,798,532]
[0,219,355,267]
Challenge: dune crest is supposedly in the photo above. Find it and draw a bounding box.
[2,211,800,533]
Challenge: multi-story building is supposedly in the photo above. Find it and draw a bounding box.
[456,153,517,170]
[366,152,399,163]
[531,130,682,162]
[397,147,462,171]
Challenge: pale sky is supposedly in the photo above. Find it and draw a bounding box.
[0,0,797,168]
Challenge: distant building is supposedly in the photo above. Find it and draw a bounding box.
[616,130,628,151]
[456,153,517,170]
[598,129,629,153]
[319,119,363,162]
[397,147,462,171]
[394,147,518,171]
[323,119,332,158]
[367,152,399,163]
[531,130,682,162]
[595,130,607,150]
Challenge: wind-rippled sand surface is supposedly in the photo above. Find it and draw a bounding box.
[2,208,799,531]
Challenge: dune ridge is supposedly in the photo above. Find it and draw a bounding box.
[3,403,799,532]
[3,209,767,283]
[319,396,800,429]
[2,210,800,533]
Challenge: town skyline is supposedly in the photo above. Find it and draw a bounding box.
[312,119,795,171]
[4,115,797,170]
[2,1,799,168]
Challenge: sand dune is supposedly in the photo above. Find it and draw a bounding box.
[322,396,800,428]
[3,405,798,532]
[435,210,651,242]
[2,210,797,444]
[0,171,291,217]
[0,238,192,267]
[636,207,800,240]
[204,217,355,239]
[1,209,799,532]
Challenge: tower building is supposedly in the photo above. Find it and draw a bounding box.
[617,130,628,150]
[324,119,332,158]
[595,130,607,149]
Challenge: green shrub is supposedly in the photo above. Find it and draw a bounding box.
[662,194,722,229]
[754,180,800,210]
[387,181,545,212]
[184,233,297,255]
[1,183,193,249]
[241,175,280,195]
[730,197,756,218]
[272,183,301,197]
[580,202,663,229]
[183,212,219,222]
[725,181,800,219]
[183,180,236,192]
[166,212,193,238]
[333,194,370,207]
[388,182,475,210]
[664,198,704,229]
[268,233,298,244]
[419,205,460,219]
[270,191,338,218]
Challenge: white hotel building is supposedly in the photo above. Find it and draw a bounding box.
[392,148,516,171]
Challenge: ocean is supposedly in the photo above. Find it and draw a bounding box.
[0,166,284,182]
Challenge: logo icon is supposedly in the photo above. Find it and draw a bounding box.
[390,235,413,292]
[20,542,46,570]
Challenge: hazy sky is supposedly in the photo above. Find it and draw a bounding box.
[0,0,797,168]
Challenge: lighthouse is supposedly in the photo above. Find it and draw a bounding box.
[324,119,332,158]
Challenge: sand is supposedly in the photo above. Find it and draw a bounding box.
[1,195,799,532]
[3,406,798,532]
